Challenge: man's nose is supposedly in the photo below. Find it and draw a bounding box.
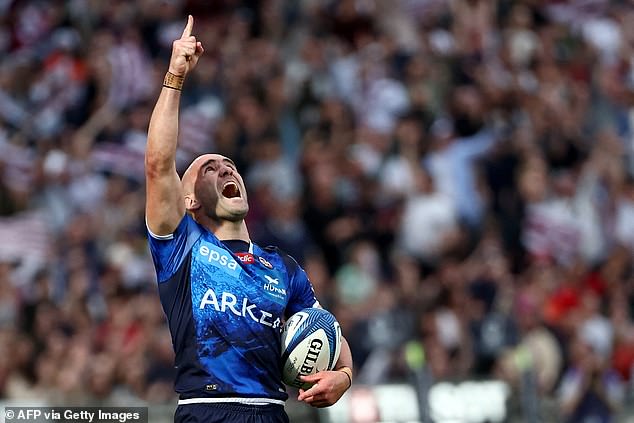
[219,165,234,177]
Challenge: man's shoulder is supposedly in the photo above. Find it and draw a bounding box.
[147,213,205,241]
[260,245,301,274]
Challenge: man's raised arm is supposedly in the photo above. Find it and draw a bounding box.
[145,15,204,236]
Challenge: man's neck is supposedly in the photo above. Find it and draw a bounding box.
[205,218,250,242]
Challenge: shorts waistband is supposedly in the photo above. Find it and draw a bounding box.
[178,397,285,406]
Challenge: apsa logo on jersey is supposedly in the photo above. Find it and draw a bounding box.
[258,256,273,269]
[198,242,241,277]
[236,253,255,264]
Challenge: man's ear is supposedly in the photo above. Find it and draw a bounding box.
[185,195,200,211]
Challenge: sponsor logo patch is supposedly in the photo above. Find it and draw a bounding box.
[198,242,241,277]
[198,288,281,328]
[236,252,255,264]
[262,273,287,302]
[258,256,273,269]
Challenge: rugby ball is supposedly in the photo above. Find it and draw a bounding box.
[281,308,342,388]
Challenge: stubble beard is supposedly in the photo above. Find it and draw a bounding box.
[208,198,249,223]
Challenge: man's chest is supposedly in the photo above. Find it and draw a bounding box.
[189,238,290,326]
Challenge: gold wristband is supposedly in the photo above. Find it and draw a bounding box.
[337,366,353,389]
[163,71,184,91]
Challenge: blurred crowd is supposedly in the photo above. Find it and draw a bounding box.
[0,0,633,420]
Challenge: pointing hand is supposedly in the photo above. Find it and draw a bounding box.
[168,15,204,77]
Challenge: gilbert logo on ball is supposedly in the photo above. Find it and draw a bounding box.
[281,308,342,388]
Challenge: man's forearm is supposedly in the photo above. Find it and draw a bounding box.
[335,337,354,382]
[146,84,182,173]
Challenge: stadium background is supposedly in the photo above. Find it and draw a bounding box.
[0,0,633,421]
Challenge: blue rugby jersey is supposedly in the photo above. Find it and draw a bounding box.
[147,214,318,401]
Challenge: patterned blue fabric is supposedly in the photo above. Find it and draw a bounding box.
[147,214,318,400]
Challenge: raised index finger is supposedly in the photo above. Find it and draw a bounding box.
[181,15,193,38]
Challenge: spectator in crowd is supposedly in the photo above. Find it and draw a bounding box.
[558,334,625,423]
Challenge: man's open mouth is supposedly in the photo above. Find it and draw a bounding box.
[222,181,241,199]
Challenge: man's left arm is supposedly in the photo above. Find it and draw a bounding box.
[283,252,354,407]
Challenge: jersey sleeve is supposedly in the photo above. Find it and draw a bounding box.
[147,214,203,283]
[284,254,320,317]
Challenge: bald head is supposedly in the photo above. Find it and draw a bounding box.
[182,154,234,194]
[182,155,208,195]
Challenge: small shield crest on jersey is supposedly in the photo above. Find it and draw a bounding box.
[258,256,273,269]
